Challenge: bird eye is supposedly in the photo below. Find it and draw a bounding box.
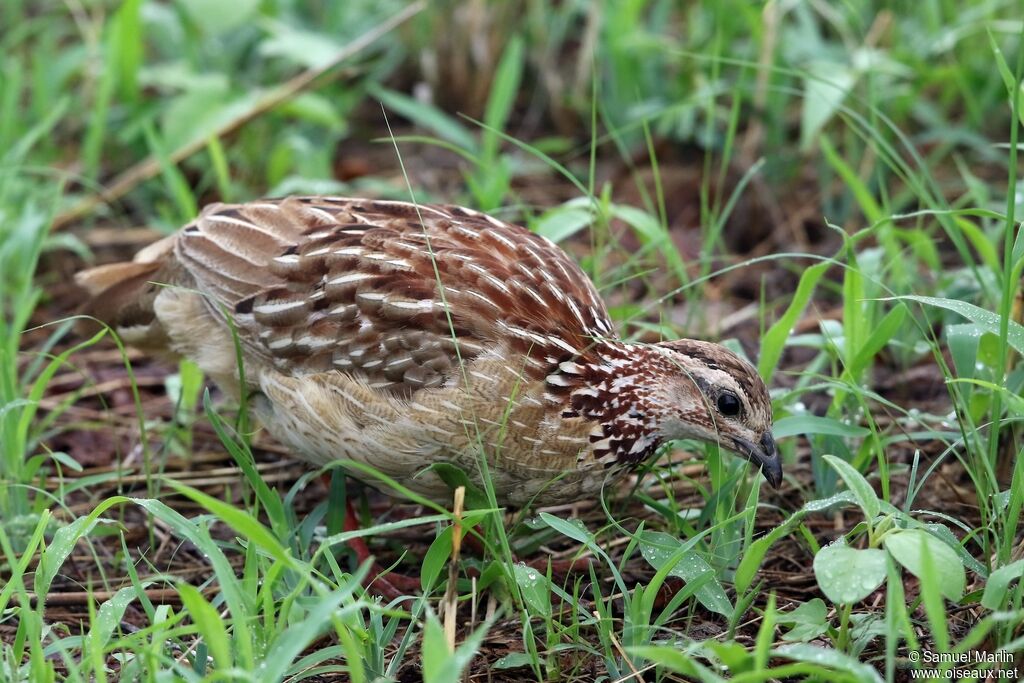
[717,391,741,417]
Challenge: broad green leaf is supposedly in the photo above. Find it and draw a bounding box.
[89,584,151,655]
[773,643,884,683]
[178,0,260,34]
[36,499,126,596]
[947,323,982,387]
[161,85,262,151]
[421,526,454,592]
[778,598,829,642]
[532,205,594,243]
[639,531,731,616]
[883,529,965,601]
[538,512,594,546]
[259,20,346,69]
[774,416,870,439]
[423,462,490,510]
[628,645,719,680]
[492,653,536,670]
[886,295,1024,357]
[108,0,143,102]
[801,63,858,150]
[513,563,551,617]
[981,559,1024,610]
[813,540,886,604]
[822,455,880,520]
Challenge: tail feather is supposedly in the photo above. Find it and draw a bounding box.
[75,236,178,351]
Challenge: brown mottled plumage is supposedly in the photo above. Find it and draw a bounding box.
[77,197,780,505]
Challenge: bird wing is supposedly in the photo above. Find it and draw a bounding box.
[174,197,615,394]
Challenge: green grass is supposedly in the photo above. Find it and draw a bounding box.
[2,1,1024,681]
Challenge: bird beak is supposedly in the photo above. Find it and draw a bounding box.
[731,432,782,488]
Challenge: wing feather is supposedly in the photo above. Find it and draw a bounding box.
[174,197,615,394]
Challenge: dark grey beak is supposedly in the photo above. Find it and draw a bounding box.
[732,432,782,488]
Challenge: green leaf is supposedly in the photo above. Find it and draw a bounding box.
[820,134,882,224]
[177,583,232,671]
[538,511,594,547]
[813,540,886,604]
[370,86,477,152]
[422,611,491,683]
[513,563,551,617]
[178,0,260,34]
[778,599,829,642]
[259,20,346,69]
[847,305,905,379]
[260,584,360,682]
[885,295,1024,357]
[734,491,859,594]
[883,529,965,601]
[989,30,1024,127]
[610,203,688,285]
[161,85,262,152]
[492,653,536,670]
[531,204,594,243]
[108,0,143,102]
[638,531,732,616]
[773,643,884,683]
[422,463,490,510]
[774,416,870,439]
[629,645,719,680]
[822,455,880,520]
[36,501,123,597]
[165,480,293,566]
[89,584,150,655]
[947,323,983,388]
[759,262,829,382]
[802,63,859,150]
[480,35,524,163]
[421,526,453,592]
[981,559,1024,610]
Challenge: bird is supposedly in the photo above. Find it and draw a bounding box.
[76,196,781,509]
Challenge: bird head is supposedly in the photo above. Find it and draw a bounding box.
[649,339,780,487]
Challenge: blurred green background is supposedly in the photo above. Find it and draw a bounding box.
[2,1,1023,681]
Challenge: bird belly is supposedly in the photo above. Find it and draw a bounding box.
[253,362,619,506]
